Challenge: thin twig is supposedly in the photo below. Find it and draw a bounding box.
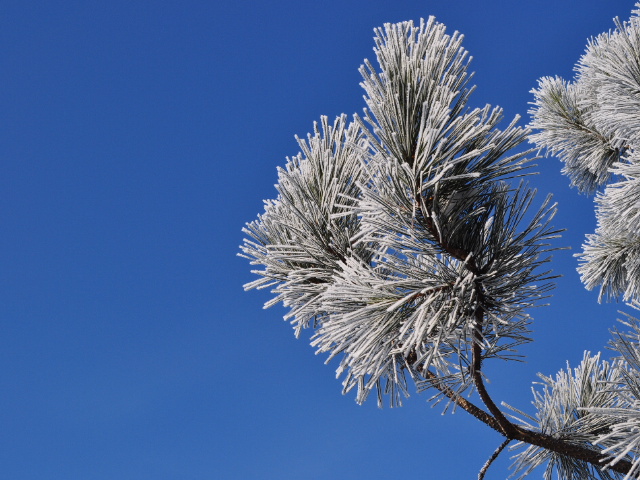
[478,438,511,480]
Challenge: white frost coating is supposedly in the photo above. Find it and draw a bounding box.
[530,3,640,304]
[239,6,640,476]
[241,18,560,408]
[507,352,624,480]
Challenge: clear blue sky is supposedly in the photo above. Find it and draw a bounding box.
[0,1,636,479]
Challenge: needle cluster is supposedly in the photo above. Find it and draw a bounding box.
[241,18,559,406]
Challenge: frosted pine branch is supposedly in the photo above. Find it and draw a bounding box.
[240,5,640,479]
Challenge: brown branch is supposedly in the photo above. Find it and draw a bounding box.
[423,370,503,434]
[513,426,634,475]
[425,367,634,475]
[465,288,634,473]
[471,336,517,437]
[423,204,517,436]
[472,297,518,438]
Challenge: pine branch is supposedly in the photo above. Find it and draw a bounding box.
[423,204,516,435]
[426,363,634,475]
[512,427,633,476]
[472,307,517,438]
[423,369,503,433]
[242,11,640,478]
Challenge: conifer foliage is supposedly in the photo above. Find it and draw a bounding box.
[242,5,640,479]
[530,3,640,303]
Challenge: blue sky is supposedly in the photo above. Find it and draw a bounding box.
[0,1,636,479]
